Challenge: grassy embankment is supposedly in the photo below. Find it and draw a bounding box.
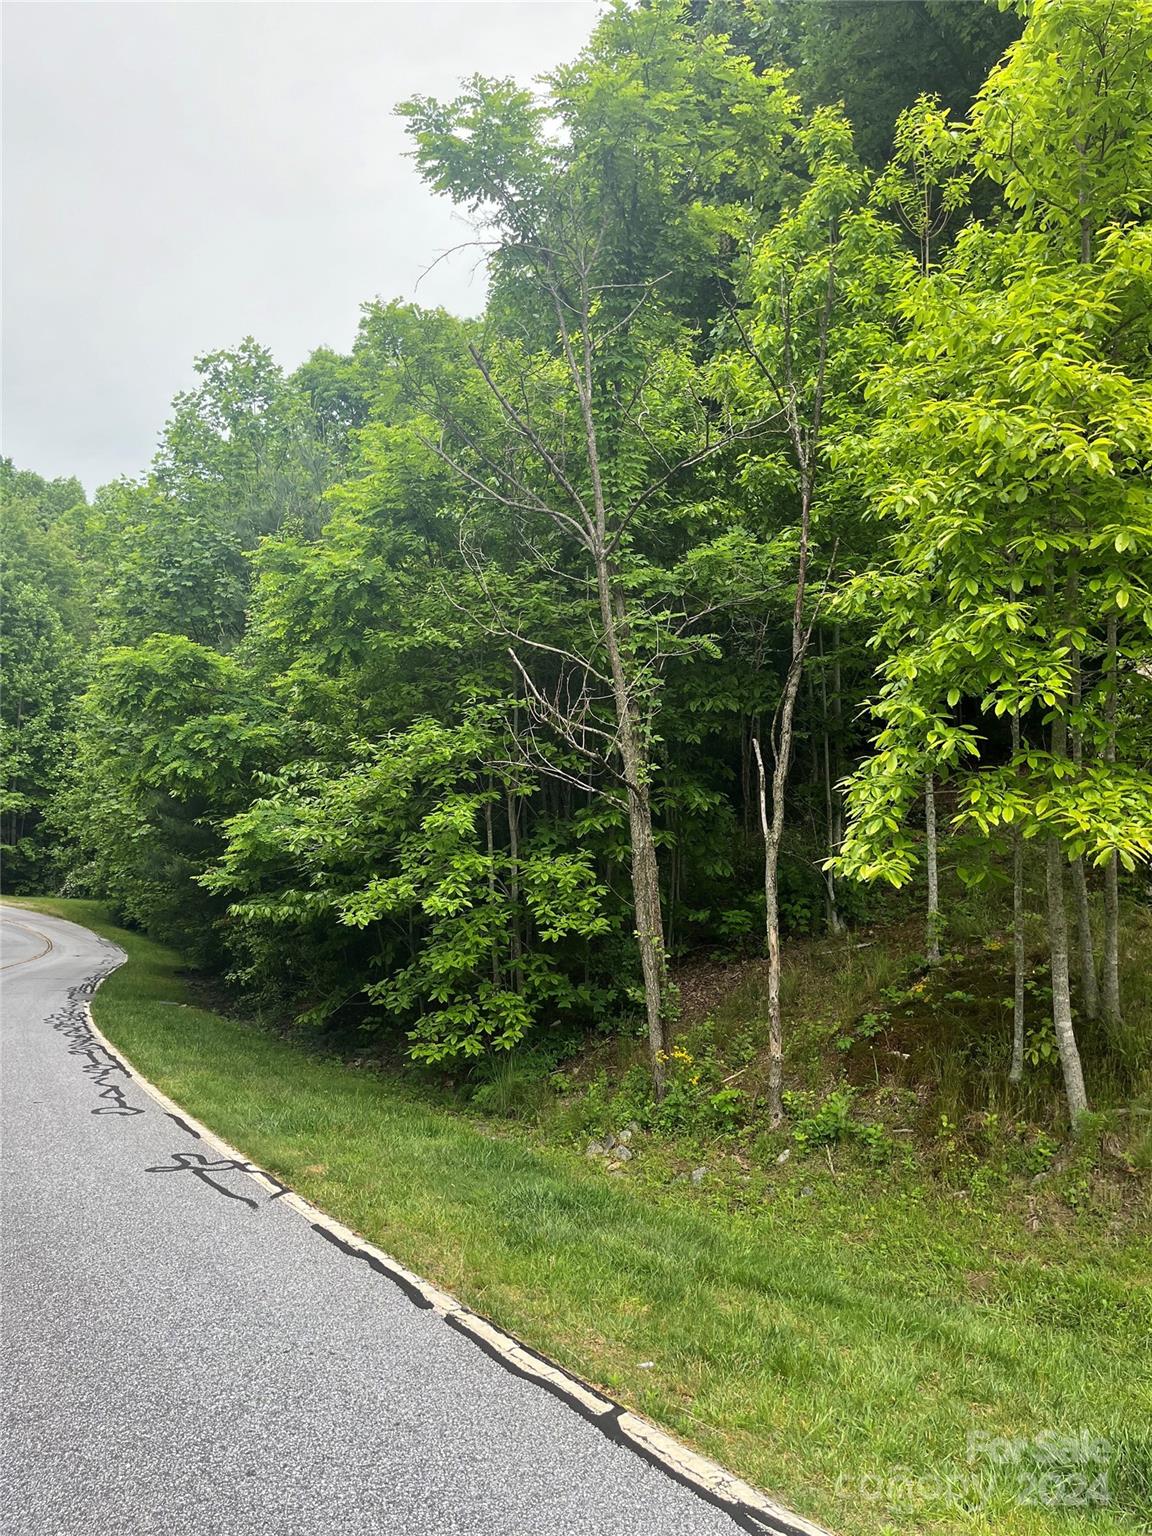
[6,894,1150,1536]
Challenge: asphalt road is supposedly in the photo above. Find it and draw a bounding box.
[0,906,775,1536]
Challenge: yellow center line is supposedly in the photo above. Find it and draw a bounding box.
[0,919,55,971]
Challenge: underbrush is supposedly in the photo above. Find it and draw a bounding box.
[456,896,1151,1231]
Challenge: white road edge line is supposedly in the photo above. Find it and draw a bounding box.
[66,924,833,1536]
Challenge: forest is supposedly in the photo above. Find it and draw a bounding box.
[4,0,1150,1135]
[5,3,1152,1530]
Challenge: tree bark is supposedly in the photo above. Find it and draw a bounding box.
[594,556,668,1097]
[506,781,524,996]
[1070,857,1099,1020]
[1105,860,1124,1026]
[1011,836,1026,1083]
[1103,854,1121,1023]
[752,433,817,1128]
[818,629,845,935]
[1070,660,1098,1018]
[627,780,669,1098]
[1046,837,1090,1120]
[735,210,836,1131]
[484,790,502,988]
[925,773,941,964]
[1046,713,1089,1120]
[1102,617,1122,1024]
[574,269,669,1096]
[1009,712,1025,1084]
[753,736,784,1130]
[821,726,845,935]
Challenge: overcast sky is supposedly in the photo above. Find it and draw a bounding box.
[2,1,600,492]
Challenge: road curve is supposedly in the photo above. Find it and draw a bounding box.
[0,906,788,1536]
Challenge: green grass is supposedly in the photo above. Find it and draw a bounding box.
[7,896,1151,1536]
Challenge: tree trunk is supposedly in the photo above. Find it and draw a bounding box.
[1102,617,1122,1024]
[1070,857,1098,1020]
[818,629,845,935]
[925,773,941,964]
[552,265,672,1098]
[484,790,501,988]
[732,214,834,1130]
[1011,835,1026,1083]
[666,810,679,957]
[1046,836,1089,1120]
[627,781,668,1099]
[1009,713,1025,1084]
[506,782,524,996]
[752,737,783,1130]
[1069,661,1099,1018]
[1045,709,1089,1119]
[751,428,818,1126]
[765,665,805,1130]
[821,726,845,936]
[594,556,668,1096]
[1103,856,1121,1023]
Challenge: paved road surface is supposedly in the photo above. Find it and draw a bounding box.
[0,906,771,1536]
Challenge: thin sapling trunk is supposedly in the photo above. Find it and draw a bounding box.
[1102,618,1122,1023]
[1070,662,1099,1018]
[925,773,941,964]
[1070,857,1099,1020]
[752,735,784,1129]
[1046,713,1090,1120]
[1010,713,1025,1084]
[818,629,845,935]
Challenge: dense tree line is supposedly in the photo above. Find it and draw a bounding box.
[5,0,1149,1123]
